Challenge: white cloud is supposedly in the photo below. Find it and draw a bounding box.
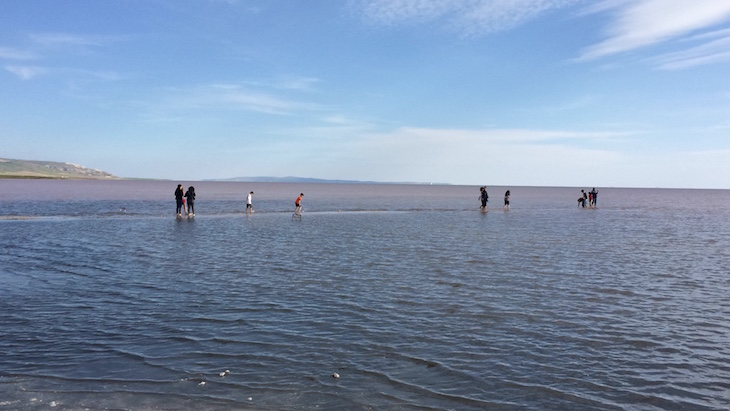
[143,84,320,121]
[355,0,452,25]
[0,46,36,60]
[311,126,625,184]
[5,65,47,80]
[371,127,624,143]
[29,32,119,48]
[275,76,321,91]
[354,0,579,35]
[684,26,730,42]
[356,1,730,68]
[238,76,322,93]
[4,64,124,82]
[616,148,730,188]
[295,125,729,187]
[652,33,730,70]
[580,0,730,60]
[456,0,581,35]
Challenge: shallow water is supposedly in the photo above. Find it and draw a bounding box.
[1,180,729,410]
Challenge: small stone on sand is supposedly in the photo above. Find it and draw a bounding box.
[333,373,340,378]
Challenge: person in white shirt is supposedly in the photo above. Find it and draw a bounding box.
[246,191,254,214]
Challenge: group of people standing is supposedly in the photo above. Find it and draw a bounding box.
[479,187,511,211]
[578,188,599,208]
[175,184,601,216]
[174,184,196,217]
[174,186,304,217]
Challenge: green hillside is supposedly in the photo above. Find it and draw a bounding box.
[0,158,117,179]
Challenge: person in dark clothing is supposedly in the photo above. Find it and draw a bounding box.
[578,189,587,208]
[480,186,488,211]
[175,184,184,216]
[185,186,195,216]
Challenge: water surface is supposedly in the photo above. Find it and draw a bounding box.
[1,180,729,410]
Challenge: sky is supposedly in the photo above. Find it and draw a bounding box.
[2,0,730,188]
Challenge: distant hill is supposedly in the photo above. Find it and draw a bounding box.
[0,158,117,179]
[210,176,443,185]
[210,176,383,184]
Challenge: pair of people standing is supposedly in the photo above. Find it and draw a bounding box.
[589,188,598,207]
[244,191,302,215]
[174,184,195,216]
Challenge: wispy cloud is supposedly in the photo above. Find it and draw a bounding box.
[214,85,309,114]
[377,127,626,143]
[0,46,36,60]
[5,65,47,80]
[4,64,124,82]
[2,33,127,80]
[355,0,452,25]
[353,0,579,36]
[244,76,322,92]
[652,32,730,70]
[143,83,321,121]
[355,1,730,69]
[327,125,624,184]
[275,76,321,91]
[580,0,730,61]
[29,32,122,49]
[455,0,581,36]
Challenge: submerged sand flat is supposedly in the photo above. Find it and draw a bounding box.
[2,180,730,410]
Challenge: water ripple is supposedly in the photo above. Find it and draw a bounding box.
[2,184,730,409]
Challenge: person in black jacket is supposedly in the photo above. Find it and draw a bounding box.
[175,184,184,216]
[480,186,488,211]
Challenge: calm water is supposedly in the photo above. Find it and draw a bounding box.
[1,180,729,410]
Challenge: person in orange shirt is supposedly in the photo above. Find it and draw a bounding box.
[295,193,304,215]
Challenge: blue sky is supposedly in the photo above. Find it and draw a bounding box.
[2,0,730,188]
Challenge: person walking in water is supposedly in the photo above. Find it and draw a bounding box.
[590,188,599,207]
[578,189,587,208]
[295,193,304,215]
[175,184,185,216]
[246,191,254,215]
[479,186,488,211]
[185,186,196,216]
[504,190,510,210]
